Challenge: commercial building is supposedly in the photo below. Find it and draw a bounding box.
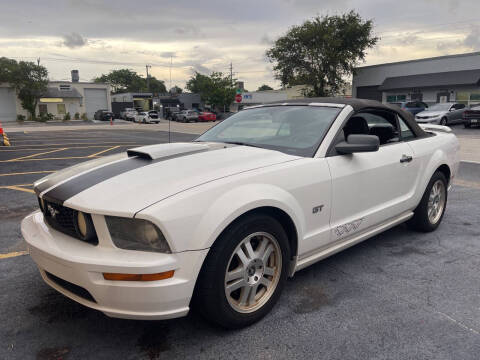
[352,52,480,106]
[0,70,111,122]
[231,85,307,111]
[111,92,202,117]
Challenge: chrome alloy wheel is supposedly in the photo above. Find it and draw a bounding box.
[224,232,282,313]
[428,179,446,225]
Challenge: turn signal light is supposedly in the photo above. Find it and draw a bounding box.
[103,270,174,281]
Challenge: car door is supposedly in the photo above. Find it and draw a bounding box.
[447,103,465,124]
[326,110,420,242]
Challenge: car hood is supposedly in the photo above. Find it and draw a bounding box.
[35,142,300,216]
[416,110,445,117]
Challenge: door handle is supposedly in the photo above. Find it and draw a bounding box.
[400,154,413,163]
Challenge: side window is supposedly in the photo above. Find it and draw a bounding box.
[454,104,465,110]
[347,111,399,146]
[405,102,416,108]
[397,115,416,141]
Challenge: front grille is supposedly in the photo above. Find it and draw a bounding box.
[40,198,98,245]
[45,272,96,303]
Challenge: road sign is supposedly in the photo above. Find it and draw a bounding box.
[235,94,242,103]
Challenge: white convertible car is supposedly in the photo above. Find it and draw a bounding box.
[22,98,459,328]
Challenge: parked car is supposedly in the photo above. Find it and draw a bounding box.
[120,108,137,121]
[390,101,428,115]
[415,103,466,125]
[198,111,217,122]
[134,111,160,124]
[462,104,480,128]
[25,98,459,329]
[177,110,199,122]
[165,107,180,121]
[148,110,159,120]
[93,110,114,121]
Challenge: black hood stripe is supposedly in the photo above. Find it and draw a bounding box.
[34,153,126,195]
[41,148,209,204]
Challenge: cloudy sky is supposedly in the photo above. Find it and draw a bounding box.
[1,0,479,91]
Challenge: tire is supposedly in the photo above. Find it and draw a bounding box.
[440,117,448,126]
[194,213,290,329]
[464,123,471,128]
[408,171,448,232]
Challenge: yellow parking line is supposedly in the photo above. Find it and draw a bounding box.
[0,185,35,194]
[1,156,99,162]
[6,148,67,162]
[88,145,120,158]
[6,142,136,147]
[0,144,137,152]
[0,251,28,259]
[0,170,54,177]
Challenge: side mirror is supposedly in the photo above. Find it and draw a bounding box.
[449,107,456,112]
[335,134,380,154]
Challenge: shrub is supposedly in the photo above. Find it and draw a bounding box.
[74,112,80,120]
[81,113,88,121]
[16,114,26,122]
[63,112,71,121]
[38,112,54,122]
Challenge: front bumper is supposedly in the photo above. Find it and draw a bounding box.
[416,118,440,124]
[21,211,208,320]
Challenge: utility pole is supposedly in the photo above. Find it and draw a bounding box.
[37,58,40,66]
[145,64,151,92]
[229,62,233,86]
[170,56,172,92]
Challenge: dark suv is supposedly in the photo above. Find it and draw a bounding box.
[94,110,114,121]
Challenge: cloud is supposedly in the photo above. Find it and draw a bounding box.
[62,32,86,48]
[191,63,211,74]
[464,27,480,50]
[260,34,274,45]
[160,51,176,58]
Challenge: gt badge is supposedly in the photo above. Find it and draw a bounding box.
[312,205,324,214]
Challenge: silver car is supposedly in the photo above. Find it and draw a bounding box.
[415,103,466,125]
[177,110,199,123]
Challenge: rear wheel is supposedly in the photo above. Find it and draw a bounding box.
[464,123,471,128]
[408,171,447,232]
[194,214,290,328]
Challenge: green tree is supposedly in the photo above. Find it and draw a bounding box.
[186,72,235,111]
[170,85,183,94]
[0,57,49,120]
[266,11,378,97]
[257,84,273,91]
[94,69,166,94]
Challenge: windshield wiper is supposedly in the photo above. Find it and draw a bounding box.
[221,141,261,148]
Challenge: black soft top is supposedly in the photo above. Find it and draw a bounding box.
[265,97,427,138]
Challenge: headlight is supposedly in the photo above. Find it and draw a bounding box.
[105,216,171,253]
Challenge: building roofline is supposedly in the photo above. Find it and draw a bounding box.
[355,51,480,70]
[49,81,109,85]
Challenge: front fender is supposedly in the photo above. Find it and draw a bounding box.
[195,184,305,251]
[137,183,305,253]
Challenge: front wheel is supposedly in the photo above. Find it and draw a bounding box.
[464,123,471,128]
[408,171,447,232]
[194,214,290,328]
[440,117,448,126]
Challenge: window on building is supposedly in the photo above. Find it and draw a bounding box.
[59,84,71,91]
[39,104,48,115]
[386,95,407,103]
[57,104,66,115]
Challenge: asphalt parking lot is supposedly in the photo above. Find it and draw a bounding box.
[1,126,479,359]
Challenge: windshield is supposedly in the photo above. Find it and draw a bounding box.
[428,104,452,111]
[196,105,341,157]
